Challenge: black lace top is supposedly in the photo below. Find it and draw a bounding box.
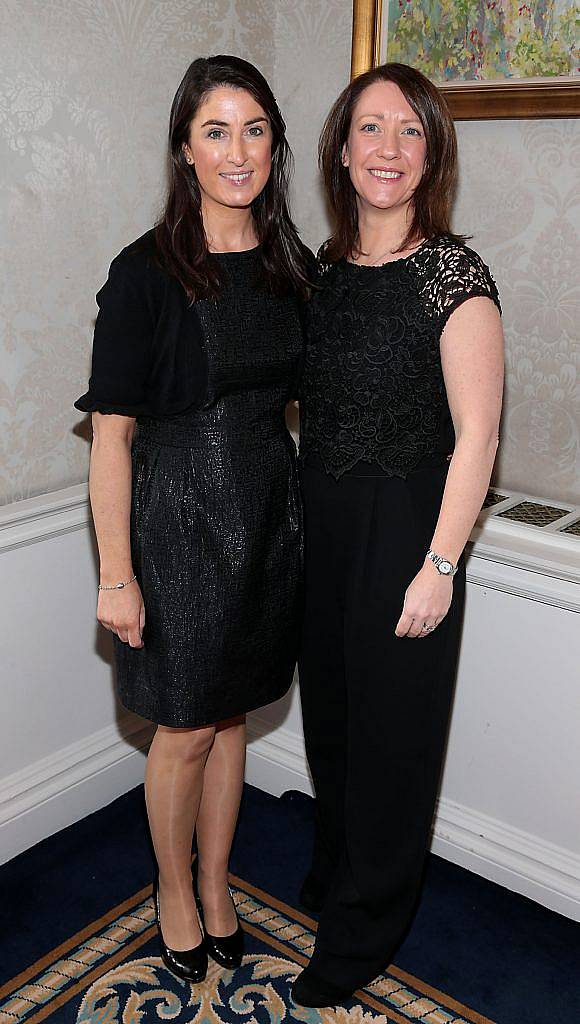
[299,235,501,479]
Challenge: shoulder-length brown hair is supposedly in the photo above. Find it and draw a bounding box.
[156,55,311,301]
[319,62,463,263]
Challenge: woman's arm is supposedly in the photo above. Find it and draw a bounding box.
[90,412,145,648]
[395,295,504,638]
[430,295,504,561]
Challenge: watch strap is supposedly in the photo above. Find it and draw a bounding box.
[426,549,458,577]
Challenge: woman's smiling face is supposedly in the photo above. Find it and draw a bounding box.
[343,80,427,216]
[183,85,272,212]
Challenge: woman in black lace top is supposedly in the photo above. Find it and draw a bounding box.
[292,64,504,1009]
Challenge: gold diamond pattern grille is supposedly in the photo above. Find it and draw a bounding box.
[560,519,580,537]
[482,491,508,509]
[498,501,570,527]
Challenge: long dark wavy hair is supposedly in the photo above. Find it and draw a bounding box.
[155,55,312,301]
[319,62,465,263]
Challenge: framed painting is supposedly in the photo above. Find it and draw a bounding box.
[351,0,579,118]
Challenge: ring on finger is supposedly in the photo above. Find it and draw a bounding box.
[422,622,437,633]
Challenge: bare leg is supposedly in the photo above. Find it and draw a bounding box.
[145,724,216,950]
[195,715,246,935]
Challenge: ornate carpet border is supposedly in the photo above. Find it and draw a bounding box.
[0,874,496,1024]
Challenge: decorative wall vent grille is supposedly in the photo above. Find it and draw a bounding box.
[497,501,571,527]
[482,491,508,509]
[482,490,580,539]
[561,520,580,537]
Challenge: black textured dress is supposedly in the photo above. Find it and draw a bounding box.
[76,238,304,728]
[297,236,501,989]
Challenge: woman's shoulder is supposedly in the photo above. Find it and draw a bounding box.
[311,240,344,282]
[97,228,178,319]
[418,235,495,285]
[107,228,167,283]
[412,234,501,316]
[315,239,333,267]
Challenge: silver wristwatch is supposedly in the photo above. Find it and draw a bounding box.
[426,549,458,577]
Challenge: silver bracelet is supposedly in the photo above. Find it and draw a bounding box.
[98,574,137,592]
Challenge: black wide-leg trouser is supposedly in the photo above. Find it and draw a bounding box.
[298,456,466,991]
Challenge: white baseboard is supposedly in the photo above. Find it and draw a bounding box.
[431,799,580,921]
[246,717,313,798]
[0,714,154,864]
[246,717,580,922]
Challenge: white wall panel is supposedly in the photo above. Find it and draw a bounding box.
[2,486,578,922]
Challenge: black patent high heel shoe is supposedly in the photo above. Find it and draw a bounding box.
[192,860,244,970]
[153,876,208,983]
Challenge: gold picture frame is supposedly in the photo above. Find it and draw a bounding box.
[351,0,579,119]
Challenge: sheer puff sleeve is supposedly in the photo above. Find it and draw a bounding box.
[74,249,158,417]
[75,231,207,419]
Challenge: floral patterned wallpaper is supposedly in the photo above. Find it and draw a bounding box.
[453,117,580,502]
[0,0,578,505]
[0,0,277,504]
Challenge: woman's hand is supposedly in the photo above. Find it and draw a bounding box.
[97,581,145,648]
[395,560,453,638]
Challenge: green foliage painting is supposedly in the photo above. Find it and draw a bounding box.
[386,0,579,81]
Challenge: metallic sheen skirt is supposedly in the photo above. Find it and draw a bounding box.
[114,404,302,728]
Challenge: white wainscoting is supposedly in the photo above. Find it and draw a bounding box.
[244,705,580,921]
[1,485,579,922]
[0,484,154,863]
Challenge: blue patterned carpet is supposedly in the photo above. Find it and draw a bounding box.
[0,873,499,1023]
[1,784,578,1023]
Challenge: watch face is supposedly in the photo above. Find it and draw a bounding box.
[439,560,453,574]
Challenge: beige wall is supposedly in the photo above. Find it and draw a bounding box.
[0,0,578,506]
[453,117,580,505]
[0,0,277,505]
[273,0,352,251]
[0,0,348,506]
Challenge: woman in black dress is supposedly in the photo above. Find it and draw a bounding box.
[75,56,311,983]
[293,63,504,1007]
